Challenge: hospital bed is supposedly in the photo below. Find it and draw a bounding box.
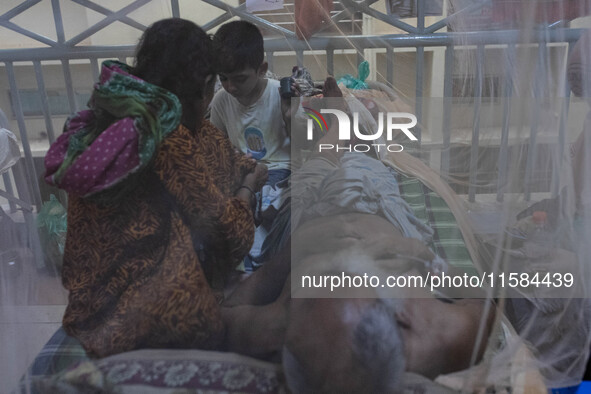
[1,0,588,392]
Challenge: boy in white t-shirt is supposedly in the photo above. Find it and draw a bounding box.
[210,21,301,268]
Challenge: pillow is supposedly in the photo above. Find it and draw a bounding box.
[26,349,285,394]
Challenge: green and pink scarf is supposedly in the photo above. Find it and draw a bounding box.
[45,60,181,197]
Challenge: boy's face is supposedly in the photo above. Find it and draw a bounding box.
[218,64,266,100]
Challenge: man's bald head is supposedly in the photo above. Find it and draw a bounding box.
[283,297,405,393]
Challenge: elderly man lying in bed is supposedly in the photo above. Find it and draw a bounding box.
[221,78,496,393]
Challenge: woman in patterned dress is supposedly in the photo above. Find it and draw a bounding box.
[44,18,267,357]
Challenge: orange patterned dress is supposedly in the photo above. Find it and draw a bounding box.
[61,120,256,357]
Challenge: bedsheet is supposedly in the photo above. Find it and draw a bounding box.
[397,173,477,277]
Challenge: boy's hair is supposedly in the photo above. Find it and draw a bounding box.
[213,21,264,73]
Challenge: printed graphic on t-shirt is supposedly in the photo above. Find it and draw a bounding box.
[244,127,267,159]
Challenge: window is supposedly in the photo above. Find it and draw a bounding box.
[451,75,504,102]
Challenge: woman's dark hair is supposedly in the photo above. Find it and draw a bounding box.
[213,21,264,73]
[134,18,215,105]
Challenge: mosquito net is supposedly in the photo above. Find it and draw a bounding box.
[0,0,590,392]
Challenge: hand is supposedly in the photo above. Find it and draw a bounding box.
[240,164,267,194]
[251,163,268,191]
[322,76,349,114]
[322,76,343,98]
[279,81,301,125]
[237,163,267,207]
[311,77,353,160]
[236,148,252,158]
[237,148,256,165]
